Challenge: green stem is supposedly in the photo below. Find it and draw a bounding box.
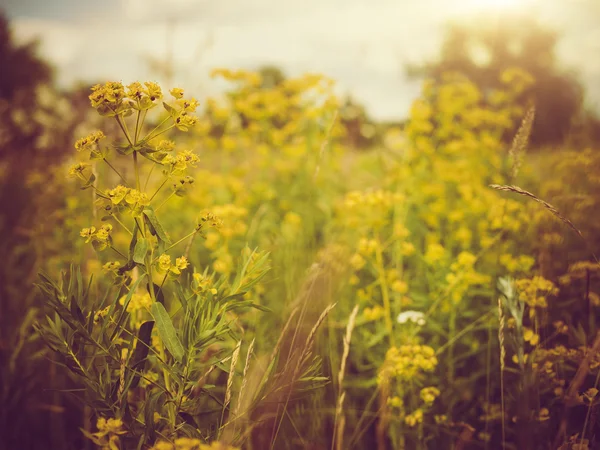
[150,177,170,202]
[134,109,141,144]
[144,116,173,142]
[448,305,456,384]
[133,151,141,191]
[110,246,127,259]
[155,191,175,212]
[134,217,146,238]
[147,124,176,141]
[112,215,133,236]
[114,114,134,147]
[102,158,129,186]
[375,236,395,347]
[144,163,156,191]
[162,231,196,254]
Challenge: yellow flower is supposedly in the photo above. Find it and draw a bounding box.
[157,140,176,152]
[391,280,408,294]
[350,253,366,271]
[75,130,106,152]
[68,162,90,178]
[144,81,163,101]
[157,254,172,272]
[80,226,97,243]
[420,386,440,405]
[106,185,129,205]
[404,409,423,427]
[170,87,184,99]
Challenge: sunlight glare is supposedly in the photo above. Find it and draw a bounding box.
[469,0,526,11]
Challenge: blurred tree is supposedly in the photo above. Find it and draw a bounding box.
[408,15,589,147]
[339,95,377,149]
[258,64,286,88]
[0,11,82,450]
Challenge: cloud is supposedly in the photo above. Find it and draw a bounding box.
[8,0,600,120]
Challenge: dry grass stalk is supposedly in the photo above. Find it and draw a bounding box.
[491,185,585,241]
[332,304,359,450]
[508,106,535,180]
[268,307,299,365]
[301,302,337,362]
[234,338,255,417]
[497,296,506,448]
[224,340,242,410]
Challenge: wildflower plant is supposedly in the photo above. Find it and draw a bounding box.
[35,81,273,447]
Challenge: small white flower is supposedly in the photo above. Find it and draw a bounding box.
[397,310,426,326]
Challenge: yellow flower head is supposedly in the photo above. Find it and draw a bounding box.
[157,254,172,273]
[75,131,106,152]
[170,87,185,99]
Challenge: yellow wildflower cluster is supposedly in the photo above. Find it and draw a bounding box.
[337,189,401,230]
[200,70,342,152]
[80,224,113,251]
[420,386,441,405]
[82,417,126,450]
[68,161,91,178]
[88,81,199,133]
[151,438,239,450]
[363,305,385,322]
[499,254,535,274]
[100,185,150,215]
[404,409,424,427]
[445,251,491,305]
[192,272,218,295]
[379,345,438,383]
[559,260,600,286]
[156,254,189,278]
[162,150,200,174]
[119,291,152,314]
[75,130,106,154]
[515,276,558,309]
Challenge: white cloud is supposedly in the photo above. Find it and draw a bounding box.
[9,0,600,120]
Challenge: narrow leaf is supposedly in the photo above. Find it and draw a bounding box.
[151,302,184,363]
[133,237,149,264]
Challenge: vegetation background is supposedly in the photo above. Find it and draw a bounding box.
[1,1,600,449]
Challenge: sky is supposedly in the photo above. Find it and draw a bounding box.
[3,0,600,121]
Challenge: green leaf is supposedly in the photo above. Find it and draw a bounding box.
[133,237,148,264]
[144,390,165,442]
[129,320,155,389]
[174,282,187,310]
[143,207,171,244]
[151,302,184,363]
[148,283,165,305]
[81,173,96,190]
[162,101,178,117]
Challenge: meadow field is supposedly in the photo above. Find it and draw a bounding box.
[2,5,600,450]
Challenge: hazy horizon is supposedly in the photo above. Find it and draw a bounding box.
[4,0,600,121]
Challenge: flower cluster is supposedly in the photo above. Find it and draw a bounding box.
[379,345,438,383]
[80,224,113,251]
[156,254,189,279]
[82,417,126,450]
[151,438,239,450]
[516,276,558,309]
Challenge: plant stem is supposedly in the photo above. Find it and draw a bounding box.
[112,215,133,236]
[133,151,141,191]
[375,236,395,347]
[114,114,134,147]
[103,158,129,186]
[156,192,175,212]
[150,177,170,202]
[143,115,172,142]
